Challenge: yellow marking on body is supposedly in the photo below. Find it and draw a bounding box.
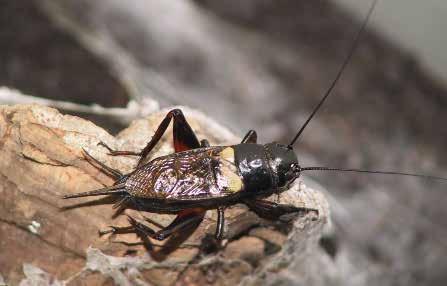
[225,171,243,193]
[219,147,235,163]
[217,149,243,192]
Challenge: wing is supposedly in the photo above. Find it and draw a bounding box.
[125,147,243,201]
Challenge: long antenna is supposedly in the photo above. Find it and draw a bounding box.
[289,0,378,147]
[300,166,447,181]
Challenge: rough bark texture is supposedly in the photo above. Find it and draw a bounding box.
[0,104,328,285]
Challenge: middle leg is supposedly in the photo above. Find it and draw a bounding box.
[244,199,318,221]
[214,207,225,240]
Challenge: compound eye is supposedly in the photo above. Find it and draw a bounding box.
[284,163,300,183]
[291,163,301,173]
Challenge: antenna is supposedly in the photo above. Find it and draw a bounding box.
[299,166,447,181]
[289,0,378,147]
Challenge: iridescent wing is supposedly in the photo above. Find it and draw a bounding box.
[125,147,243,201]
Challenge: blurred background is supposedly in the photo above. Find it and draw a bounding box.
[1,0,446,285]
[338,0,447,83]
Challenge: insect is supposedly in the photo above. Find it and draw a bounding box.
[63,0,446,245]
[63,108,318,241]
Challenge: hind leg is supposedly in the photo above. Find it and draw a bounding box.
[241,130,257,143]
[99,109,201,167]
[98,141,140,157]
[82,148,123,180]
[101,208,206,242]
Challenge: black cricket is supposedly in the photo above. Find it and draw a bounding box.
[63,0,446,244]
[64,108,317,241]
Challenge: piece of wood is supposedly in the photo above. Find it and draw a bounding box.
[0,104,328,285]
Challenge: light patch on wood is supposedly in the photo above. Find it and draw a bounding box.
[16,199,36,219]
[28,220,41,234]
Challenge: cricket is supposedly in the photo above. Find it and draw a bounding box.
[62,0,447,247]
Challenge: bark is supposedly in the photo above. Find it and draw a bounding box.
[0,103,328,286]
